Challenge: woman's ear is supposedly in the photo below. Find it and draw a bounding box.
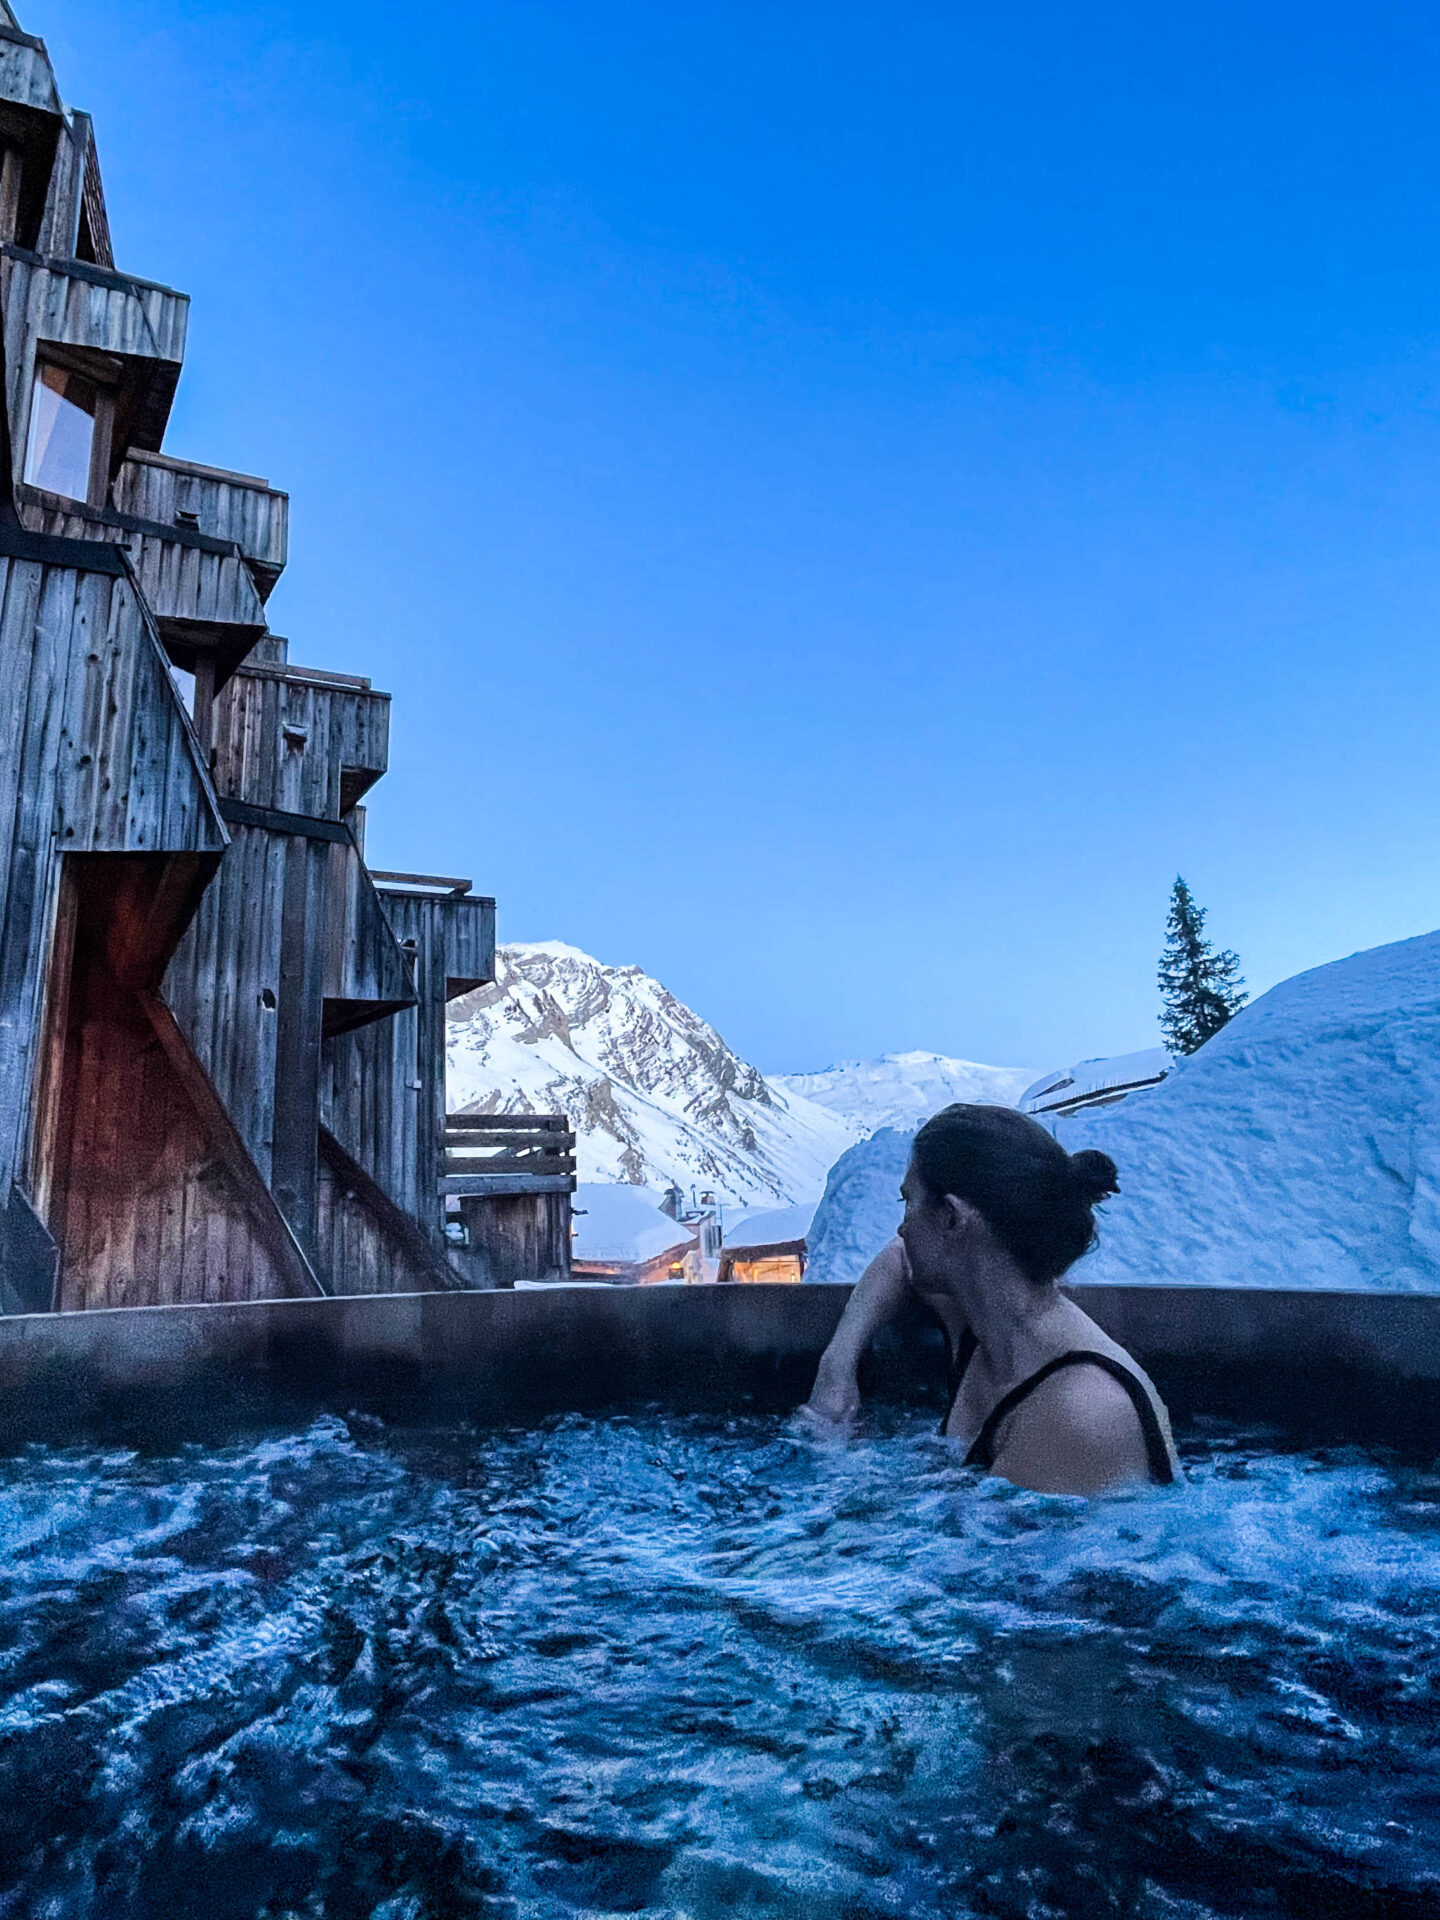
[942,1194,982,1235]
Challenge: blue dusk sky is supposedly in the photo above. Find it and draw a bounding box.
[23,0,1440,1073]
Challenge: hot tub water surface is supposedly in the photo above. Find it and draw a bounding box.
[0,1408,1436,1919]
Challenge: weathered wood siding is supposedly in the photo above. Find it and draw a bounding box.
[458,1191,572,1289]
[2,251,186,474]
[164,650,416,1278]
[4,250,187,368]
[162,821,290,1193]
[0,23,61,117]
[46,932,313,1311]
[0,543,225,1208]
[316,1143,460,1297]
[322,840,415,1030]
[33,98,80,258]
[322,892,497,1253]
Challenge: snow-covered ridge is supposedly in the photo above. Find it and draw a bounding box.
[775,1050,1038,1136]
[446,943,856,1206]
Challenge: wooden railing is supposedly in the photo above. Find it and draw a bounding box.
[370,870,473,899]
[439,1114,577,1197]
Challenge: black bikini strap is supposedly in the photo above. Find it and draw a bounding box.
[964,1350,1175,1486]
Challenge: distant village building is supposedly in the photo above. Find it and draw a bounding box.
[717,1202,814,1284]
[1019,1048,1172,1123]
[0,8,572,1311]
[570,1185,699,1285]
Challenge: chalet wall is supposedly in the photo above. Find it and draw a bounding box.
[210,651,390,818]
[0,544,224,1208]
[0,26,62,119]
[22,488,267,649]
[323,890,495,1235]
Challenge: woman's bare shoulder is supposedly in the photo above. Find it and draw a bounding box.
[991,1363,1153,1495]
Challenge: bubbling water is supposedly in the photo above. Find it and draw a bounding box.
[0,1408,1436,1919]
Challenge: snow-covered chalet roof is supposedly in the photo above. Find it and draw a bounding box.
[570,1183,696,1265]
[1020,1048,1173,1116]
[722,1201,816,1251]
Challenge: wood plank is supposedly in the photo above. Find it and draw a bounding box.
[440,1173,577,1197]
[370,870,471,896]
[218,797,351,843]
[444,1151,576,1178]
[269,835,324,1264]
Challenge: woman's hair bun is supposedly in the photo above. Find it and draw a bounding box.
[1068,1149,1119,1204]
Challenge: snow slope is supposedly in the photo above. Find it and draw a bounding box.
[446,943,857,1207]
[806,928,1440,1292]
[775,1051,1037,1136]
[1062,929,1440,1290]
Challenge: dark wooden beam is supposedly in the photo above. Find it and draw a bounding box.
[217,798,352,844]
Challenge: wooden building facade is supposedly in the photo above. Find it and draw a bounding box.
[0,7,572,1312]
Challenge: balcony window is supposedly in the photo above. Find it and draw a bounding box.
[168,663,196,715]
[23,363,102,502]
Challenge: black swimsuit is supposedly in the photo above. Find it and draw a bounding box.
[943,1326,1175,1486]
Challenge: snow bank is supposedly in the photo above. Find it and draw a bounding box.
[1063,929,1440,1291]
[805,1128,914,1284]
[805,929,1440,1293]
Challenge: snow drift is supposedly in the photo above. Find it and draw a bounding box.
[804,1129,914,1286]
[806,928,1440,1291]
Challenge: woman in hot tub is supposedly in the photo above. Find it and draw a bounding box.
[805,1103,1179,1495]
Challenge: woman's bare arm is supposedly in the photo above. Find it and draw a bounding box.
[804,1238,913,1424]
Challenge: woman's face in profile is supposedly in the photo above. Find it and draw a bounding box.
[898,1166,949,1292]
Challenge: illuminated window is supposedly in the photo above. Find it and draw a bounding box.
[23,363,101,501]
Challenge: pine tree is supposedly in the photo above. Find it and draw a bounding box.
[1158,876,1247,1055]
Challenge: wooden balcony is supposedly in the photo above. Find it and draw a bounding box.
[113,450,288,599]
[0,26,64,258]
[440,1115,577,1198]
[19,485,268,679]
[3,248,187,459]
[4,248,187,364]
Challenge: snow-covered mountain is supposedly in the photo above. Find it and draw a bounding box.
[446,943,858,1207]
[774,1050,1038,1136]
